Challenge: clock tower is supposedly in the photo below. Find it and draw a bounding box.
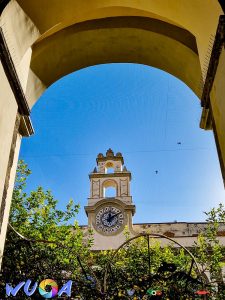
[85,149,136,250]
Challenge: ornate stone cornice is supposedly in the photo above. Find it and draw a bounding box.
[89,172,131,180]
[0,27,34,136]
[85,198,136,215]
[96,149,124,164]
[19,115,34,137]
[200,15,225,130]
[201,15,225,109]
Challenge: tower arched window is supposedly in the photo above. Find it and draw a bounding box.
[105,162,114,174]
[104,186,117,197]
[106,167,114,174]
[102,179,117,197]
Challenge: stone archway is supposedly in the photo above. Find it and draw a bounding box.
[0,0,224,265]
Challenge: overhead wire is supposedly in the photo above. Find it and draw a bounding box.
[20,146,214,159]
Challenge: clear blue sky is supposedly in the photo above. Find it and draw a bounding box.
[19,63,225,224]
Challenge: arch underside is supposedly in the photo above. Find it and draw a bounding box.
[28,16,202,107]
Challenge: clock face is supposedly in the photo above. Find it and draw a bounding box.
[95,206,125,235]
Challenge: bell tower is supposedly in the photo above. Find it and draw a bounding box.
[85,149,136,250]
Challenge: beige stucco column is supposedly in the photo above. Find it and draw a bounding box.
[0,61,21,263]
[0,54,33,266]
[0,128,21,265]
[0,1,35,266]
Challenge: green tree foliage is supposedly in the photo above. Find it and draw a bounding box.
[194,204,225,299]
[90,237,203,299]
[0,160,94,298]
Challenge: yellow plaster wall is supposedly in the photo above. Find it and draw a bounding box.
[210,47,225,180]
[29,22,201,107]
[0,0,219,107]
[16,0,222,75]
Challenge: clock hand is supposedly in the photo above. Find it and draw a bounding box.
[106,212,112,222]
[108,212,121,222]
